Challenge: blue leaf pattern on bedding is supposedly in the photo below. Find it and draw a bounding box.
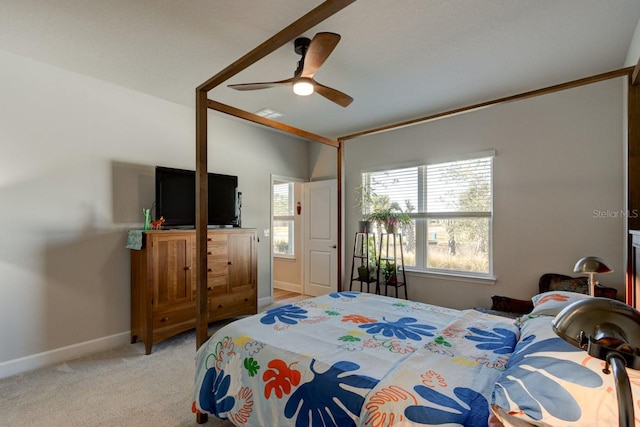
[493,336,603,421]
[199,368,235,419]
[330,291,360,298]
[284,359,378,427]
[358,317,436,340]
[405,385,489,426]
[260,304,308,325]
[465,327,517,354]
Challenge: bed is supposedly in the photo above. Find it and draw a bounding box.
[192,291,639,426]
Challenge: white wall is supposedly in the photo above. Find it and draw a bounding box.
[344,78,625,310]
[0,49,310,376]
[625,17,640,66]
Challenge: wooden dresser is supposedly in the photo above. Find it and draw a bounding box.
[130,228,257,354]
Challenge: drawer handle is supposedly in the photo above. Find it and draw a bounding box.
[161,317,169,322]
[184,266,191,271]
[207,268,212,272]
[207,238,212,242]
[244,298,248,302]
[228,261,232,265]
[207,252,212,255]
[218,304,223,309]
[207,287,212,291]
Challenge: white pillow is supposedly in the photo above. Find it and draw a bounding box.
[529,291,592,317]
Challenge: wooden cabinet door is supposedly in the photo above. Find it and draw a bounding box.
[150,233,194,309]
[228,231,257,293]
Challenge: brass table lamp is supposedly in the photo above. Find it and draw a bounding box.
[573,256,613,296]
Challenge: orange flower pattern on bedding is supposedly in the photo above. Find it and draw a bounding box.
[363,385,417,427]
[229,387,254,425]
[535,293,570,305]
[263,359,301,399]
[421,370,447,389]
[343,314,378,324]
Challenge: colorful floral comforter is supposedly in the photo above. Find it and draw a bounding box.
[193,291,519,426]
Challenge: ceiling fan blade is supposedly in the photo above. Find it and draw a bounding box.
[300,32,341,79]
[228,78,293,91]
[313,81,353,108]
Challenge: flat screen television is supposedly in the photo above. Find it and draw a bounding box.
[155,166,239,228]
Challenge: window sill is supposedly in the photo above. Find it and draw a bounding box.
[274,254,296,261]
[404,268,496,285]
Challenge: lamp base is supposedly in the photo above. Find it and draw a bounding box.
[607,353,634,427]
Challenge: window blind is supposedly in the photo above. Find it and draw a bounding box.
[363,156,492,216]
[273,182,293,216]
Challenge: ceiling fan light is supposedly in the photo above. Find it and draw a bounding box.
[293,79,314,96]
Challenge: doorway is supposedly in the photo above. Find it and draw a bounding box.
[272,176,304,295]
[271,177,337,300]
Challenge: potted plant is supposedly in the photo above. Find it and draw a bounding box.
[356,233,377,281]
[381,260,397,283]
[368,208,410,234]
[357,262,377,282]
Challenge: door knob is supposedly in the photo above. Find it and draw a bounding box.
[330,245,337,248]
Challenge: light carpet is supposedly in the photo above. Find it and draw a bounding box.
[0,322,239,427]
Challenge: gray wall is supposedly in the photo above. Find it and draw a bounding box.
[0,49,309,374]
[344,78,625,310]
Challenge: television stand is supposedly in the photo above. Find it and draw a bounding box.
[129,228,257,354]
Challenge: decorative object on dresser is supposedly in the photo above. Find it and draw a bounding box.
[573,255,613,296]
[129,228,257,354]
[142,208,152,231]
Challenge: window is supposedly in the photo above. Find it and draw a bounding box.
[273,180,294,256]
[361,151,493,276]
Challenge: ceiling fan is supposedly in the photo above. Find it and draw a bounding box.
[228,32,353,108]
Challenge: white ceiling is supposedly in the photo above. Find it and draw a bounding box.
[1,0,639,139]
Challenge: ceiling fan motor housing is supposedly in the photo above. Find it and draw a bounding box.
[294,37,311,56]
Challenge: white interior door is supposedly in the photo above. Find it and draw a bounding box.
[304,179,337,296]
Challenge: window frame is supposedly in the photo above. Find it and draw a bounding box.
[360,150,495,280]
[272,179,295,259]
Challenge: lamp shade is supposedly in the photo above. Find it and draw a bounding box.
[573,256,613,274]
[552,298,640,358]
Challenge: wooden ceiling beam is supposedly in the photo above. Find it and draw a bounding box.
[209,100,339,147]
[197,0,356,93]
[340,66,635,140]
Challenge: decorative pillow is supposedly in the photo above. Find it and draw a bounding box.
[529,291,591,317]
[548,276,589,294]
[491,315,636,426]
[490,295,533,314]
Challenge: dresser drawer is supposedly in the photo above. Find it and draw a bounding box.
[207,275,228,295]
[153,303,195,330]
[208,289,256,321]
[207,234,228,256]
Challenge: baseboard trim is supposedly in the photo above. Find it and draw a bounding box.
[0,331,130,380]
[274,281,303,294]
[257,296,272,308]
